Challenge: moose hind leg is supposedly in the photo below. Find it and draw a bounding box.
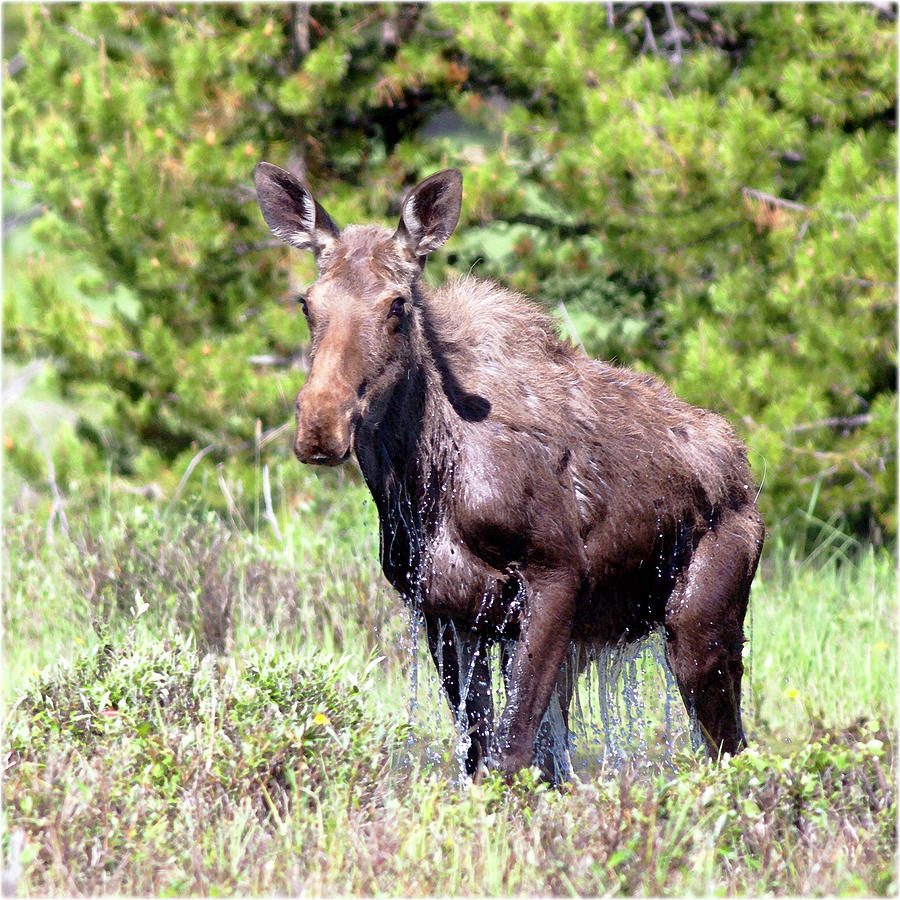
[664,510,763,758]
[425,616,494,777]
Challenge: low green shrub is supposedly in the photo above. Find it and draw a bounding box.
[4,633,407,895]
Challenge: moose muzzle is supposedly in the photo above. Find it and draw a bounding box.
[293,379,356,466]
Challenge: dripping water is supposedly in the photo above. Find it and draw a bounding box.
[400,606,422,769]
[405,607,420,725]
[399,602,699,782]
[568,627,703,777]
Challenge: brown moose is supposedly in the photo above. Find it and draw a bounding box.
[254,163,765,782]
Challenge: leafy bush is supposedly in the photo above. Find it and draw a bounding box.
[4,633,407,895]
[6,644,894,897]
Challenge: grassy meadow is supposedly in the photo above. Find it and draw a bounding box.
[2,457,897,896]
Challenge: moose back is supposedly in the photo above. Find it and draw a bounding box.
[254,163,765,782]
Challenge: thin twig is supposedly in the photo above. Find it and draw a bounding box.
[849,457,876,486]
[623,99,684,165]
[742,186,863,224]
[664,2,683,64]
[789,219,810,260]
[173,443,217,500]
[63,23,98,48]
[840,275,897,290]
[247,354,293,368]
[216,463,247,530]
[25,412,69,541]
[741,187,812,215]
[261,463,283,543]
[2,204,46,237]
[642,13,659,56]
[2,359,47,406]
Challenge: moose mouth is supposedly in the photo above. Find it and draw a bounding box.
[293,424,355,466]
[303,448,352,467]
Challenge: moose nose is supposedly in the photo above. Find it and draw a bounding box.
[293,392,354,466]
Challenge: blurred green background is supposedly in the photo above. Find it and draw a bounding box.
[3,2,896,542]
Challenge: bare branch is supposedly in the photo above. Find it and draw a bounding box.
[642,13,659,56]
[63,23,98,48]
[790,414,873,434]
[741,187,812,216]
[840,275,898,290]
[2,359,48,406]
[663,2,684,65]
[247,354,294,368]
[742,187,864,224]
[291,3,311,68]
[3,204,46,237]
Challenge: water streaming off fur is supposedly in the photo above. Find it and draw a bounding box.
[402,618,705,783]
[564,631,707,776]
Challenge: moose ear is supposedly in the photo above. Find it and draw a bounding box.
[253,162,340,257]
[395,169,462,259]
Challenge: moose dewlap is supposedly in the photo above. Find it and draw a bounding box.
[254,162,765,783]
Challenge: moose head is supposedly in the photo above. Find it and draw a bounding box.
[254,163,462,466]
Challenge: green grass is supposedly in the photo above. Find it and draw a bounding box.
[2,485,897,896]
[749,538,896,741]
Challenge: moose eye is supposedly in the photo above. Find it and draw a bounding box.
[296,294,309,317]
[389,297,406,319]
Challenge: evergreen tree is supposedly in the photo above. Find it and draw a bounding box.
[4,3,896,539]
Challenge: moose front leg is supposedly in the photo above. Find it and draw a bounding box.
[492,568,578,780]
[425,615,494,777]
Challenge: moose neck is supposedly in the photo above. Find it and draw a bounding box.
[355,291,458,531]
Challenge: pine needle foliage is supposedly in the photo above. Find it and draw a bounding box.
[3,3,896,538]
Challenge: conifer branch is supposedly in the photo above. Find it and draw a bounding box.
[623,99,685,165]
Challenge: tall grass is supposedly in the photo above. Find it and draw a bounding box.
[2,480,896,896]
[749,534,896,741]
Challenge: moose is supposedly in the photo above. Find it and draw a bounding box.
[254,162,765,782]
